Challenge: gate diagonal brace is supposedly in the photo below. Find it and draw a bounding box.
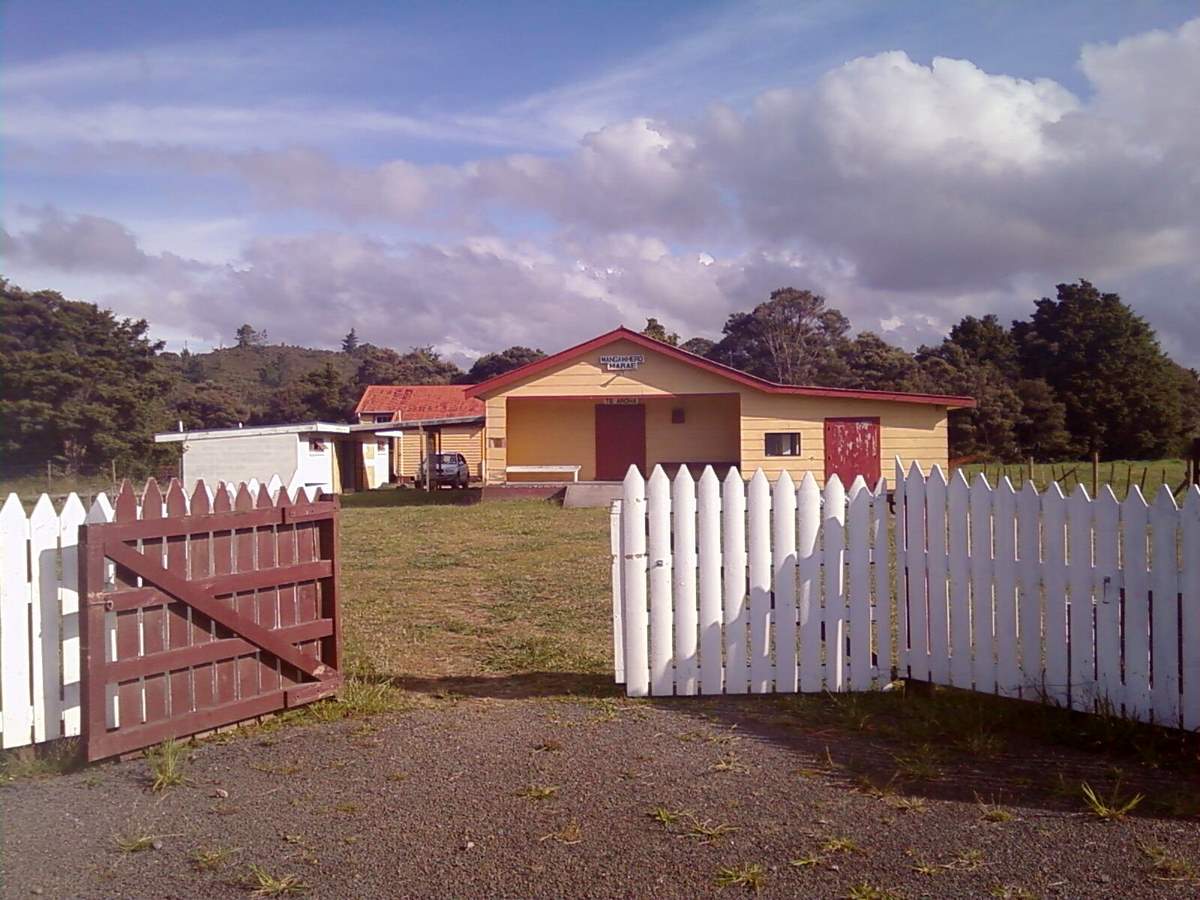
[103,540,334,682]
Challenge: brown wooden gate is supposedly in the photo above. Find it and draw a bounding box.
[78,478,342,761]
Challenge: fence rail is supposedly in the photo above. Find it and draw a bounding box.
[0,472,319,751]
[611,461,1200,731]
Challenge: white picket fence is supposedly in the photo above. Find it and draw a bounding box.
[611,461,1200,731]
[611,465,893,698]
[895,461,1200,730]
[0,473,313,751]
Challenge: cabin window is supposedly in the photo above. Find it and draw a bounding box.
[764,433,801,456]
[374,414,392,423]
[309,439,326,454]
[671,407,686,424]
[489,437,506,449]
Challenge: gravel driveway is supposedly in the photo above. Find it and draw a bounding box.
[3,688,1198,899]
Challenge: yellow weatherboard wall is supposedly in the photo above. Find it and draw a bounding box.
[477,337,951,484]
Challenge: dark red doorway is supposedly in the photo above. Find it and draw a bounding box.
[823,417,881,486]
[595,403,646,481]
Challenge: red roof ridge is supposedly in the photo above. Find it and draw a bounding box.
[463,325,975,408]
[354,383,484,418]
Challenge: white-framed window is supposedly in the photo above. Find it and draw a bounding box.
[309,439,326,454]
[764,433,801,456]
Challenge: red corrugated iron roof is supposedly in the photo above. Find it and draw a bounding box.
[354,385,485,420]
[464,326,976,408]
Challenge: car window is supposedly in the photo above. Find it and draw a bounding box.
[457,454,466,464]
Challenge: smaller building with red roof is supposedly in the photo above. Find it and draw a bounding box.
[354,384,486,483]
[354,385,485,423]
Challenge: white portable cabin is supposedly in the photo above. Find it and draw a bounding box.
[154,422,350,495]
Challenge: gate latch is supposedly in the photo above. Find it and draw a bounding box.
[86,592,115,611]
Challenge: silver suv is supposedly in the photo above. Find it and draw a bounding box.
[418,452,470,489]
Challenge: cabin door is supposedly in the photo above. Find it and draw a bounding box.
[823,417,881,487]
[595,403,646,481]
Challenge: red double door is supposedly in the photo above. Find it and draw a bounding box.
[595,404,646,481]
[823,417,881,487]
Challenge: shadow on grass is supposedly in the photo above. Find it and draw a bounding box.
[368,671,620,700]
[339,487,482,508]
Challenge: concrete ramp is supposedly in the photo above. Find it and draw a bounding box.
[562,482,623,508]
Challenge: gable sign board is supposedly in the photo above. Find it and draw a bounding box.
[600,354,644,371]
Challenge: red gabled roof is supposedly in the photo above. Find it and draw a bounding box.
[464,326,976,408]
[354,385,485,420]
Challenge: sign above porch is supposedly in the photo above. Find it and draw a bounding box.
[599,354,645,371]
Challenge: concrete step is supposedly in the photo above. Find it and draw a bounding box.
[562,481,622,508]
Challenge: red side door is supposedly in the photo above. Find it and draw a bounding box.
[595,404,646,481]
[823,417,881,487]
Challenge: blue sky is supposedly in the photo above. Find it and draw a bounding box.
[3,1,1199,365]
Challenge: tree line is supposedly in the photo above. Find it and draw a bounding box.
[644,282,1198,463]
[1,276,1195,476]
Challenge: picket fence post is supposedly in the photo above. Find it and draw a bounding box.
[672,467,699,696]
[722,468,748,694]
[647,467,673,696]
[797,473,822,692]
[1150,486,1180,726]
[697,467,723,695]
[772,471,798,693]
[610,499,625,685]
[1181,486,1200,731]
[1122,486,1151,719]
[621,468,649,697]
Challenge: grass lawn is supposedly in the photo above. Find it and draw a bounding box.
[338,493,615,691]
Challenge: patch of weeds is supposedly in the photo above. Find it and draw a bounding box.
[714,863,766,892]
[887,795,927,813]
[1138,841,1198,883]
[912,859,943,876]
[303,701,346,724]
[518,784,558,801]
[339,678,411,717]
[854,771,898,798]
[948,848,983,871]
[893,743,943,781]
[960,728,1004,757]
[0,739,81,781]
[789,854,822,869]
[192,846,240,871]
[388,771,409,783]
[975,794,1015,823]
[146,738,188,792]
[114,830,156,853]
[820,836,858,854]
[710,752,750,774]
[846,883,899,900]
[333,802,360,815]
[1081,780,1144,822]
[1149,793,1200,819]
[246,863,306,896]
[683,816,736,843]
[539,821,583,845]
[533,739,563,753]
[648,806,685,827]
